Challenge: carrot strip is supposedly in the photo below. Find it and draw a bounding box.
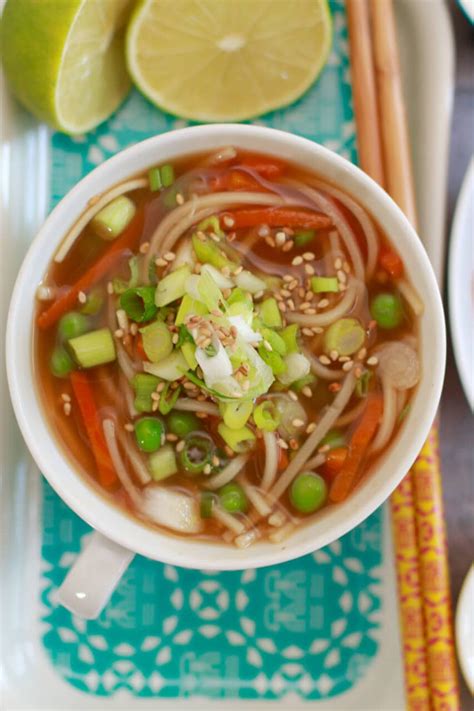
[321,447,348,481]
[277,446,289,472]
[210,170,269,193]
[221,207,332,230]
[135,334,147,360]
[236,155,285,179]
[37,210,145,330]
[379,245,404,278]
[329,394,383,502]
[70,371,118,489]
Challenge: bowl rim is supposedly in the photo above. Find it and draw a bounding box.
[6,123,446,569]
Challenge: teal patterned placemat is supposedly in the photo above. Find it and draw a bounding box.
[40,1,385,701]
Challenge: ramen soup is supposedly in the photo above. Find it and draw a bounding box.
[35,148,423,548]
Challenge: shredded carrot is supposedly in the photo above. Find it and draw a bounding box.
[37,210,145,330]
[277,446,289,472]
[379,246,404,279]
[210,170,268,193]
[70,371,118,489]
[329,394,383,503]
[221,207,332,230]
[236,155,285,179]
[135,335,147,360]
[321,447,348,481]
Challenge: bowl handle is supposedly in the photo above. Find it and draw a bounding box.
[57,532,134,619]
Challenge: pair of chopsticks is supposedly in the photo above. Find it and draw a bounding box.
[346,1,459,710]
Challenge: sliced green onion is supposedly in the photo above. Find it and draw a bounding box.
[50,346,75,378]
[113,256,139,295]
[148,444,178,481]
[258,345,286,375]
[158,383,181,415]
[144,350,188,381]
[311,276,339,293]
[253,401,280,432]
[175,293,208,325]
[197,215,224,238]
[227,288,253,310]
[80,288,104,315]
[294,229,315,247]
[58,311,90,341]
[91,196,136,240]
[167,411,200,437]
[148,167,162,192]
[67,328,116,368]
[200,491,216,518]
[192,234,232,270]
[259,298,282,328]
[320,429,346,449]
[160,164,175,187]
[132,373,160,412]
[180,433,214,474]
[220,400,253,430]
[291,373,317,392]
[280,324,299,353]
[120,286,158,322]
[218,423,256,453]
[134,417,165,453]
[355,370,372,398]
[323,318,365,356]
[140,320,173,362]
[181,341,198,369]
[219,482,248,514]
[155,265,191,307]
[261,328,287,356]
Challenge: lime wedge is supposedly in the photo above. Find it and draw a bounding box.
[1,0,132,134]
[126,0,332,122]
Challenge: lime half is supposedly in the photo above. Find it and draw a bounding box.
[1,0,132,134]
[126,0,332,122]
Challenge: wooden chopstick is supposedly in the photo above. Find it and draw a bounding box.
[347,1,459,709]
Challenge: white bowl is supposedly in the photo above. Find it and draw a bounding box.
[6,124,445,572]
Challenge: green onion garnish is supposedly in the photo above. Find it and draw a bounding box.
[67,328,116,369]
[200,492,215,518]
[311,276,339,293]
[294,229,315,247]
[180,433,215,474]
[148,167,163,192]
[158,383,181,415]
[120,286,158,322]
[253,401,280,432]
[132,373,160,413]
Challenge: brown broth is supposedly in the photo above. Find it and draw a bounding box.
[35,150,420,545]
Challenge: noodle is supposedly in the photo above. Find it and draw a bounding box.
[397,279,424,316]
[116,427,151,486]
[335,399,367,427]
[286,281,360,327]
[121,374,137,418]
[212,506,246,535]
[261,431,279,489]
[371,378,397,452]
[311,179,379,277]
[234,528,260,549]
[54,178,148,263]
[102,419,141,505]
[301,452,327,473]
[238,478,273,516]
[303,347,344,381]
[270,371,357,499]
[116,342,137,382]
[205,454,249,490]
[174,398,219,416]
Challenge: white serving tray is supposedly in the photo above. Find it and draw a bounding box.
[0,1,454,709]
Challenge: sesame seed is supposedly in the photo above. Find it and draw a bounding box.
[176,193,185,205]
[318,444,330,453]
[258,225,270,237]
[337,269,347,284]
[288,390,298,401]
[275,231,286,246]
[197,412,209,419]
[303,252,315,261]
[292,418,305,428]
[305,290,314,301]
[300,301,311,311]
[157,381,166,392]
[223,215,235,228]
[155,257,168,267]
[166,433,178,442]
[302,386,312,398]
[302,327,314,337]
[164,251,176,262]
[78,291,87,304]
[354,367,363,378]
[263,340,273,352]
[283,274,293,282]
[282,240,294,252]
[339,355,350,362]
[342,360,354,371]
[334,258,343,270]
[172,333,179,344]
[329,350,339,361]
[114,328,124,339]
[306,422,316,434]
[312,326,324,334]
[367,356,379,366]
[116,309,129,332]
[224,445,234,458]
[63,402,72,416]
[298,287,306,298]
[305,308,316,314]
[357,348,367,360]
[278,302,287,312]
[210,232,221,242]
[227,231,237,242]
[319,354,331,365]
[265,235,276,247]
[233,265,244,275]
[287,299,295,310]
[139,241,150,254]
[254,290,264,299]
[277,439,289,450]
[130,323,138,335]
[289,279,298,290]
[343,261,351,273]
[292,256,303,266]
[152,401,159,411]
[61,393,71,403]
[151,392,160,401]
[176,440,185,453]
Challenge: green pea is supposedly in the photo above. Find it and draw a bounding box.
[58,311,90,341]
[320,429,345,449]
[50,346,74,378]
[219,483,248,514]
[167,411,200,438]
[134,417,164,453]
[370,293,403,329]
[290,472,328,514]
